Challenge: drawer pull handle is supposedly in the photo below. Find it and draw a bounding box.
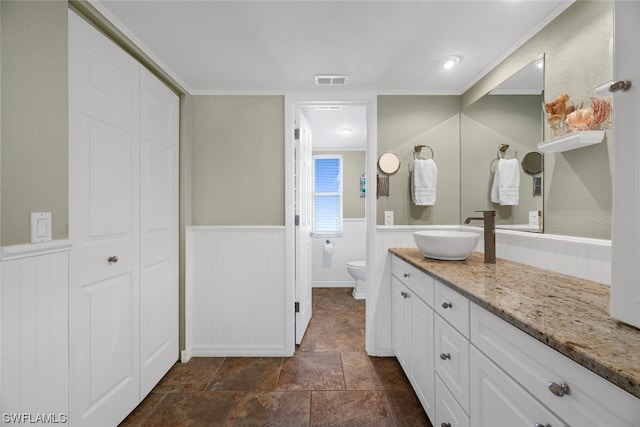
[440,352,451,360]
[441,423,452,427]
[403,273,410,278]
[441,302,452,309]
[547,382,570,397]
[400,291,410,299]
[108,256,119,264]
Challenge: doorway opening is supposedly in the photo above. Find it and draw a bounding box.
[286,95,373,352]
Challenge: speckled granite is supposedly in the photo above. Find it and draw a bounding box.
[389,248,640,399]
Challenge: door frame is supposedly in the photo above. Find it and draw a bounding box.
[284,91,377,355]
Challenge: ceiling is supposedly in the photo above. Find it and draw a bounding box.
[91,0,572,149]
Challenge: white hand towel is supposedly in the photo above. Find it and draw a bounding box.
[491,158,520,205]
[412,158,437,205]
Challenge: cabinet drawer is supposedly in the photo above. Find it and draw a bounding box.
[435,315,470,413]
[435,375,469,427]
[391,256,434,308]
[470,346,566,427]
[435,280,470,338]
[471,303,640,427]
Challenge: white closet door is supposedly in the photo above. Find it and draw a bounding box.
[68,11,141,426]
[139,67,179,397]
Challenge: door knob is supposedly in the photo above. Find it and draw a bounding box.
[108,256,119,264]
[609,80,631,92]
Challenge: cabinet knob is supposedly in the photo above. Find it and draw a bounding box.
[441,302,452,309]
[108,256,119,264]
[400,291,410,299]
[403,273,410,278]
[440,352,451,360]
[534,424,552,427]
[441,423,452,427]
[547,382,570,397]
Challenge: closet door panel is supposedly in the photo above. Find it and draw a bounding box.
[68,10,140,426]
[139,67,179,397]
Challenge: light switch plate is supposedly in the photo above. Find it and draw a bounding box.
[30,212,52,243]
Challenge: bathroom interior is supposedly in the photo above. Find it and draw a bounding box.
[2,0,640,425]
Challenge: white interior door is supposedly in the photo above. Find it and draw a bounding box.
[68,11,141,426]
[295,111,313,344]
[611,1,640,328]
[139,67,179,397]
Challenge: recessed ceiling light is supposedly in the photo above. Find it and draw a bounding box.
[442,55,462,70]
[339,127,353,135]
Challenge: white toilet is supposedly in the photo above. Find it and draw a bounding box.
[346,260,366,299]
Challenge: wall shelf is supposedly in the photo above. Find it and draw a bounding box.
[537,130,605,153]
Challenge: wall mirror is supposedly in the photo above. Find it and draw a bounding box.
[378,152,401,174]
[460,56,544,232]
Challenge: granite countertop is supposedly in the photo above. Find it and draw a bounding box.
[389,248,640,399]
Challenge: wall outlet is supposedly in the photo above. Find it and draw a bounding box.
[30,212,52,243]
[529,210,539,227]
[384,211,394,226]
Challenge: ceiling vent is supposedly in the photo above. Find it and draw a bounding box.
[315,75,349,86]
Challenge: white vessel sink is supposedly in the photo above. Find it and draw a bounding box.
[413,230,480,261]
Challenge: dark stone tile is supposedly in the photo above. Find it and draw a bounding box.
[369,357,413,391]
[141,392,236,427]
[297,326,314,353]
[342,352,385,390]
[385,390,433,427]
[226,391,311,426]
[313,327,364,352]
[206,357,283,392]
[119,392,165,426]
[153,358,225,392]
[310,390,393,427]
[276,352,345,391]
[310,309,365,329]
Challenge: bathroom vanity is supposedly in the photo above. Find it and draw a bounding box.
[389,248,640,427]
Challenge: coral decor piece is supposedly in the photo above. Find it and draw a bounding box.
[545,93,570,123]
[565,97,612,132]
[545,94,612,137]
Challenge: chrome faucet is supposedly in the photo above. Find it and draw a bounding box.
[464,210,496,263]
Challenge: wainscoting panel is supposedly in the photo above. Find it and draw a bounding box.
[312,218,366,287]
[1,240,71,418]
[184,227,287,358]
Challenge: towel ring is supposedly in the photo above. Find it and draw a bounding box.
[413,144,434,160]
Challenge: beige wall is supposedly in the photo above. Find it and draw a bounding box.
[461,94,543,226]
[377,95,461,226]
[190,95,285,226]
[462,0,612,239]
[1,1,68,246]
[313,150,366,219]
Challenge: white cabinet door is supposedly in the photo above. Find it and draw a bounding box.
[68,11,141,426]
[409,295,435,418]
[139,67,179,397]
[611,0,640,330]
[470,346,565,427]
[391,277,409,369]
[435,315,470,413]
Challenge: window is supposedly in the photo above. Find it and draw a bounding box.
[313,155,343,234]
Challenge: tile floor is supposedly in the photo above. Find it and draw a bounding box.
[121,287,432,426]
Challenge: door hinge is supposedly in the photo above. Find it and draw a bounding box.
[294,128,300,140]
[295,214,300,226]
[294,302,300,313]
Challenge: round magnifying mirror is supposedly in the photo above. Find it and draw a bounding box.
[521,151,543,175]
[378,152,401,174]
